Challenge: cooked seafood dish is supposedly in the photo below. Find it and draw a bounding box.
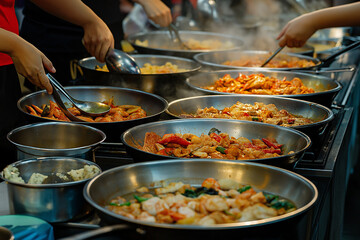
[107,177,296,225]
[204,73,315,95]
[140,128,292,160]
[222,55,316,68]
[25,97,146,122]
[135,38,235,51]
[95,62,187,74]
[179,101,316,127]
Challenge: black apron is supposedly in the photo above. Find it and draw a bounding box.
[0,64,26,169]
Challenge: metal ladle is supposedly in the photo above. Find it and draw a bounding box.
[105,48,141,74]
[47,74,110,119]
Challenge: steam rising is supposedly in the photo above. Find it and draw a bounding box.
[176,0,330,52]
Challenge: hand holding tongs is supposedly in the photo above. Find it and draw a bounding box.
[167,23,191,50]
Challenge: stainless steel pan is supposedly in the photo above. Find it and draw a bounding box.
[121,119,311,169]
[185,70,342,107]
[193,40,360,71]
[81,159,318,240]
[77,55,201,101]
[127,30,244,59]
[17,86,168,142]
[166,95,334,139]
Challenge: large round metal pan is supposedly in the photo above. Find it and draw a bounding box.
[121,119,311,169]
[77,55,201,101]
[166,95,334,139]
[127,30,244,59]
[17,86,168,142]
[185,70,342,107]
[84,159,318,240]
[194,40,360,71]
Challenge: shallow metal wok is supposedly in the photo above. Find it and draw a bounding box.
[77,54,201,101]
[82,159,318,240]
[185,70,342,107]
[121,119,311,169]
[166,95,334,139]
[193,40,360,71]
[127,30,244,59]
[17,86,168,142]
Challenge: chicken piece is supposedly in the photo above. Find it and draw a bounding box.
[137,212,156,222]
[203,196,229,212]
[239,203,277,221]
[142,132,161,153]
[155,182,185,195]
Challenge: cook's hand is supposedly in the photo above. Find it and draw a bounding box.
[277,13,317,48]
[82,16,114,62]
[135,0,172,27]
[10,39,55,94]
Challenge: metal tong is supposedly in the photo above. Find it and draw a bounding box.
[168,23,190,50]
[261,46,285,67]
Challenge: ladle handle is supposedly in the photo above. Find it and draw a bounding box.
[47,73,77,105]
[321,40,360,67]
[46,74,85,122]
[57,224,131,240]
[299,66,355,73]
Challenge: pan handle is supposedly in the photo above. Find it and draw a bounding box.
[298,66,355,73]
[320,41,360,67]
[57,224,131,240]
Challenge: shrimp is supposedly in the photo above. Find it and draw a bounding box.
[202,178,220,190]
[141,197,169,216]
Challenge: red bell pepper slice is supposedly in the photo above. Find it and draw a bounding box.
[288,118,295,124]
[209,132,221,142]
[157,134,190,146]
[262,138,282,149]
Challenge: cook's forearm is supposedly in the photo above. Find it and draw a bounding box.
[306,2,360,30]
[0,28,24,55]
[30,0,101,28]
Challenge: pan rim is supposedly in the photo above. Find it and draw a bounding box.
[185,69,342,98]
[17,86,168,125]
[165,94,334,130]
[193,49,323,70]
[120,118,312,163]
[78,55,202,76]
[83,159,318,230]
[127,30,245,54]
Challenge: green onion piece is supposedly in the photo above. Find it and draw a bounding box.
[263,193,279,203]
[133,194,149,203]
[238,185,252,193]
[270,199,295,210]
[109,201,131,207]
[216,146,226,154]
[224,210,234,216]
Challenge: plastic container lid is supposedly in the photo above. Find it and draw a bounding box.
[0,215,54,240]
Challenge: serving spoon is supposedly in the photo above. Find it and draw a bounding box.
[105,48,141,74]
[47,74,110,119]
